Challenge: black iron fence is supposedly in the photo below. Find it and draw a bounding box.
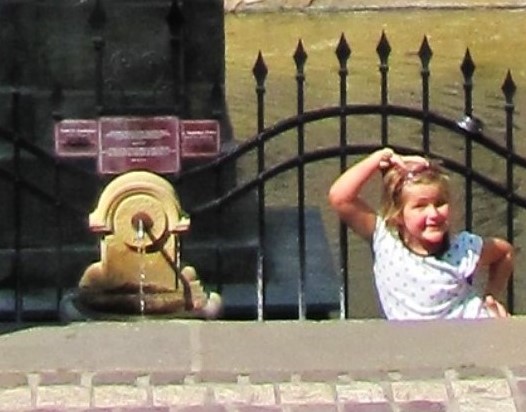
[1,31,526,322]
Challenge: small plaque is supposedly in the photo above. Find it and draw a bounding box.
[180,120,220,159]
[54,119,98,157]
[98,116,180,174]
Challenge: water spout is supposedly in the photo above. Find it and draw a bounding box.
[135,218,145,242]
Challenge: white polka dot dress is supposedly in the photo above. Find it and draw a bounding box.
[372,217,491,320]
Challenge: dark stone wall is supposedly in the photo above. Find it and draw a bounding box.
[0,0,230,148]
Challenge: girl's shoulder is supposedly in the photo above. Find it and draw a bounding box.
[373,216,403,252]
[373,216,393,239]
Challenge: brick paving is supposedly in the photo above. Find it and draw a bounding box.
[0,368,524,411]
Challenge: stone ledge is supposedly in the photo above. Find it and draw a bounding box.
[1,318,526,375]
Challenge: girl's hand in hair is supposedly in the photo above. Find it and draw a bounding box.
[378,148,429,172]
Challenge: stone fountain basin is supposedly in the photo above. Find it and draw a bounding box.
[74,283,195,317]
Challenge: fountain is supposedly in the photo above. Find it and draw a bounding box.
[67,170,222,320]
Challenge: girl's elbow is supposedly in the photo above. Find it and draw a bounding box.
[507,244,515,266]
[328,187,347,211]
[499,241,515,271]
[501,240,515,261]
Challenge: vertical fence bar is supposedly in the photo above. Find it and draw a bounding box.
[460,49,475,231]
[51,84,65,316]
[11,90,22,322]
[502,70,517,313]
[419,36,432,155]
[211,82,226,302]
[214,169,224,299]
[253,51,268,321]
[294,40,307,320]
[376,32,391,147]
[335,34,351,319]
[53,158,63,317]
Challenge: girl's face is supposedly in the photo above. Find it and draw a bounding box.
[397,182,450,255]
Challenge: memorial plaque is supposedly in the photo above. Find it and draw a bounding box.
[99,116,180,174]
[180,120,220,159]
[54,119,99,157]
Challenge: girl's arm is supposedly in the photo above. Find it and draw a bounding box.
[477,237,514,317]
[328,148,416,240]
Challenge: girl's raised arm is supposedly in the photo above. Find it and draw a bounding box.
[328,148,429,240]
[328,148,393,241]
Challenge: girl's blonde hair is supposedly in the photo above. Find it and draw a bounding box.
[380,161,450,231]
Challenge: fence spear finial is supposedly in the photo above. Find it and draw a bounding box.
[418,35,433,68]
[501,70,517,103]
[336,33,351,67]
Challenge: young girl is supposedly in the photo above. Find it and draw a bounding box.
[328,148,514,320]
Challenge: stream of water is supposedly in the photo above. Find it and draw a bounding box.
[135,219,146,316]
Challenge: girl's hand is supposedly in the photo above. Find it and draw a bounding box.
[484,294,510,318]
[378,148,396,170]
[378,148,429,172]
